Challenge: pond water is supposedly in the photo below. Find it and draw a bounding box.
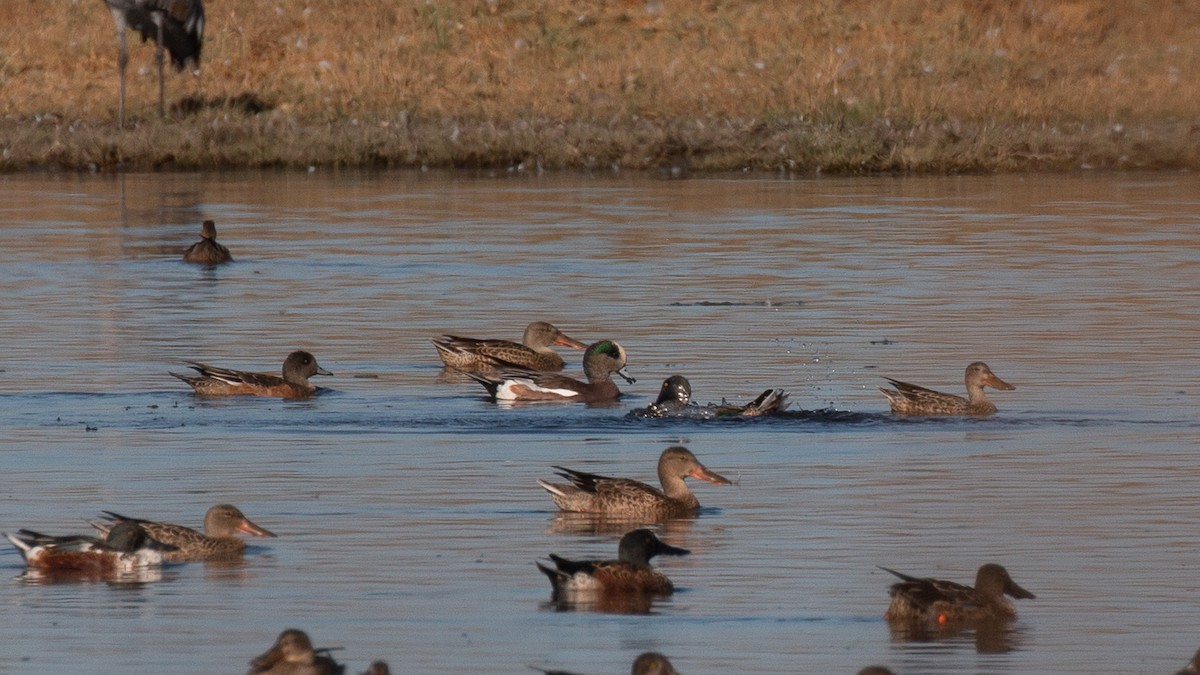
[0,170,1196,674]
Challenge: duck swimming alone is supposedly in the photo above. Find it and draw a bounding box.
[538,446,731,520]
[458,340,633,403]
[90,503,276,562]
[431,321,586,371]
[881,563,1035,625]
[629,374,789,419]
[536,528,689,598]
[879,361,1015,416]
[183,219,233,265]
[171,350,332,399]
[247,629,344,675]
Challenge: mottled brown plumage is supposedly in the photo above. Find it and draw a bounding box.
[880,361,1015,416]
[881,563,1035,625]
[91,503,276,562]
[182,219,232,265]
[170,350,332,399]
[248,629,344,675]
[432,321,585,371]
[538,446,731,519]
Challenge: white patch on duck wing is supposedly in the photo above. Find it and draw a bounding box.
[564,572,604,593]
[494,378,579,400]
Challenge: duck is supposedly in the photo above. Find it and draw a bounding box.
[536,528,689,598]
[879,361,1015,416]
[538,446,731,520]
[880,563,1035,624]
[170,350,332,399]
[183,219,233,265]
[631,652,678,675]
[431,321,586,371]
[90,503,276,562]
[628,374,789,419]
[1176,648,1200,675]
[458,340,633,403]
[248,629,344,675]
[4,522,169,573]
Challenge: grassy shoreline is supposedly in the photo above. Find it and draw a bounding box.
[3,1,1198,173]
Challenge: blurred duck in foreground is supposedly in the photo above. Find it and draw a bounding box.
[248,629,343,675]
[90,503,275,562]
[458,340,632,403]
[538,446,731,520]
[881,563,1035,625]
[5,522,170,573]
[432,321,586,371]
[171,350,332,399]
[879,361,1015,416]
[182,219,233,265]
[1176,648,1200,675]
[537,529,689,600]
[533,651,678,675]
[628,374,789,419]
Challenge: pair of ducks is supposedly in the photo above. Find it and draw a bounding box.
[5,504,275,575]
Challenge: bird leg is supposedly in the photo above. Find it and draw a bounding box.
[155,15,166,118]
[110,9,129,129]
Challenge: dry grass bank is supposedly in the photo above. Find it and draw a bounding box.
[1,0,1198,172]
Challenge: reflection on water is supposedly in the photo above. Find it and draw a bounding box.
[0,172,1197,673]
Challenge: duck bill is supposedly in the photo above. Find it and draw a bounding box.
[615,368,636,384]
[315,366,334,377]
[690,465,732,486]
[554,334,587,350]
[654,541,690,557]
[984,373,1015,390]
[237,519,278,538]
[1005,579,1036,599]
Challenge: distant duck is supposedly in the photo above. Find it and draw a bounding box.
[248,629,344,675]
[880,563,1035,625]
[90,503,275,562]
[170,350,332,399]
[536,529,689,598]
[103,0,205,127]
[361,662,390,675]
[432,321,585,371]
[538,446,731,520]
[4,521,169,573]
[879,362,1015,416]
[458,340,633,403]
[183,219,232,265]
[629,374,789,419]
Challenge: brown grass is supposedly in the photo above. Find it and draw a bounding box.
[2,0,1199,172]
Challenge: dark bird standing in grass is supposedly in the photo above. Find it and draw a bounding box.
[103,0,205,128]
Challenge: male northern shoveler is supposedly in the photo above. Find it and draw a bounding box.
[459,340,633,403]
[1176,648,1200,675]
[880,563,1035,625]
[879,361,1015,416]
[170,350,332,399]
[90,503,276,562]
[536,529,689,598]
[183,219,233,265]
[4,522,169,573]
[431,321,586,371]
[537,446,731,520]
[248,629,344,675]
[628,374,790,419]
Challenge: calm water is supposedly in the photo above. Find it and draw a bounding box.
[0,171,1197,674]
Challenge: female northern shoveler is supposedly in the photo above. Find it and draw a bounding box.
[879,361,1015,416]
[628,374,789,419]
[170,350,332,399]
[537,528,689,598]
[90,503,276,562]
[431,321,586,371]
[538,446,731,520]
[459,340,633,403]
[248,629,344,675]
[880,563,1035,625]
[182,219,233,265]
[631,652,678,675]
[4,522,168,573]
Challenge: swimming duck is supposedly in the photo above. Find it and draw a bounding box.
[629,374,789,419]
[4,522,169,573]
[431,321,586,371]
[170,350,332,399]
[1176,648,1200,675]
[90,503,276,562]
[881,563,1035,624]
[537,528,689,598]
[459,340,633,403]
[631,652,679,675]
[248,629,344,675]
[879,362,1015,416]
[183,219,233,265]
[538,446,731,520]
